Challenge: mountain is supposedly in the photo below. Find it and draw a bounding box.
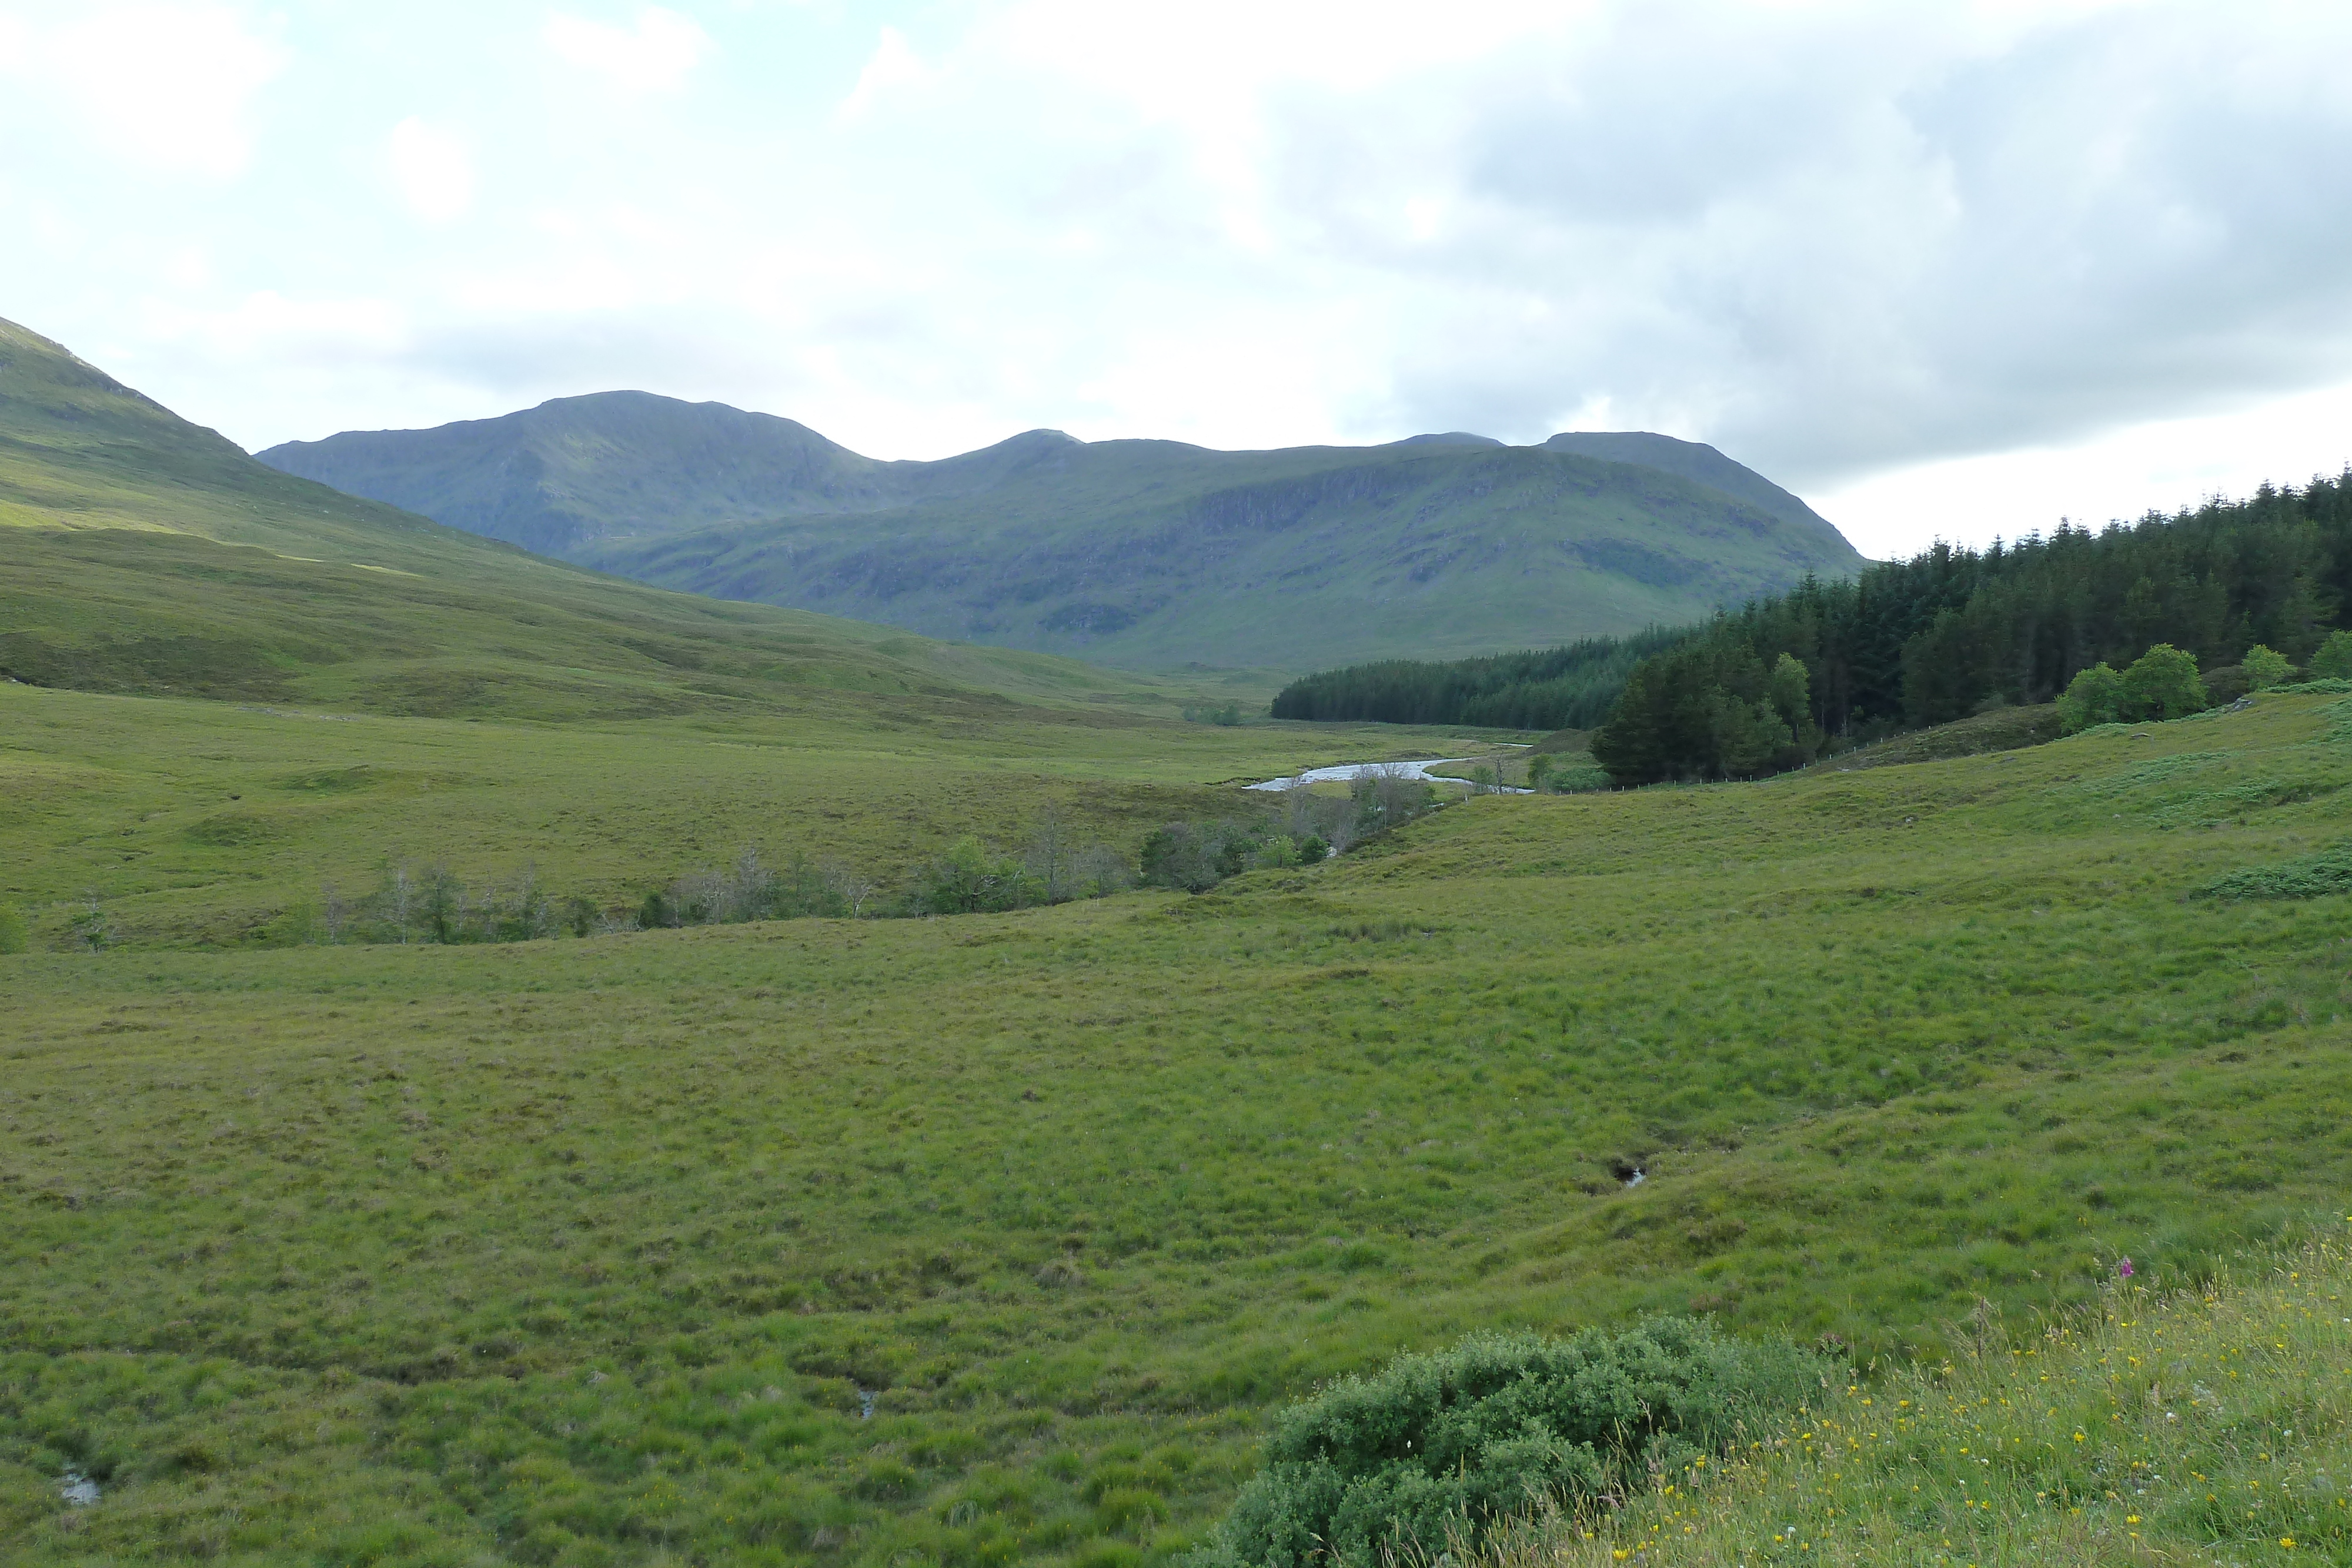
[0,315,1225,720]
[1540,431,1830,537]
[259,397,1866,673]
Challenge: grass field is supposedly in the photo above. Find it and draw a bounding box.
[8,687,2352,1564]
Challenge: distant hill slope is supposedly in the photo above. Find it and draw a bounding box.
[0,316,1232,721]
[259,397,1865,673]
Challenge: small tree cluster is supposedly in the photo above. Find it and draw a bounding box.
[907,813,1137,914]
[326,862,556,945]
[1181,701,1245,726]
[2056,642,2212,733]
[1140,820,1299,892]
[640,850,851,929]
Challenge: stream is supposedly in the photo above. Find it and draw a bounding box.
[1246,754,1532,794]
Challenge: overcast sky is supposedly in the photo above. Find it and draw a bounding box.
[6,1,2352,558]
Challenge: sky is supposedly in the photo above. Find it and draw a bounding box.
[5,1,2352,559]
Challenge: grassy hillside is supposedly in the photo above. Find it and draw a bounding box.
[258,397,1865,673]
[1496,1233,2352,1567]
[8,687,2352,1564]
[590,439,1858,673]
[0,315,1269,720]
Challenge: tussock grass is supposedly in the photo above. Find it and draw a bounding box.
[6,691,2352,1563]
[1491,1232,2352,1567]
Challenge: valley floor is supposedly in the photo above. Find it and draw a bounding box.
[6,691,2352,1564]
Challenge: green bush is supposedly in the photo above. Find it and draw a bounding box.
[913,837,1037,914]
[1187,1319,1823,1568]
[2242,644,2293,691]
[2119,643,2207,720]
[2313,629,2352,680]
[2057,662,2124,734]
[2058,645,2213,735]
[0,903,28,955]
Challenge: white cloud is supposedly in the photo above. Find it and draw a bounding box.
[388,118,476,225]
[0,2,287,178]
[836,26,933,122]
[1813,377,2352,560]
[544,6,709,95]
[142,290,410,365]
[9,0,2352,561]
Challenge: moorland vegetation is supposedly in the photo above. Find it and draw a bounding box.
[11,684,2352,1565]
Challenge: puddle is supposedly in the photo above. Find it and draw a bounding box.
[856,1388,878,1421]
[61,1469,99,1506]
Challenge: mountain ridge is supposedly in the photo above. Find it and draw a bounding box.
[259,394,1865,673]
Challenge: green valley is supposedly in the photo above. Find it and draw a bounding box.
[8,313,2352,1568]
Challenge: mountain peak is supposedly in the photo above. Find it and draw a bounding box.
[1391,432,1505,448]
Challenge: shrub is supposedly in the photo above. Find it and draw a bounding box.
[2119,643,2208,720]
[913,837,1036,914]
[66,896,110,951]
[0,903,28,955]
[1187,1319,1824,1568]
[1182,702,1245,727]
[2313,628,2352,680]
[1141,820,1276,892]
[2057,663,2124,734]
[2242,643,2293,691]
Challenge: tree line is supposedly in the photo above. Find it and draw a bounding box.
[1589,469,2352,783]
[1268,626,1688,730]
